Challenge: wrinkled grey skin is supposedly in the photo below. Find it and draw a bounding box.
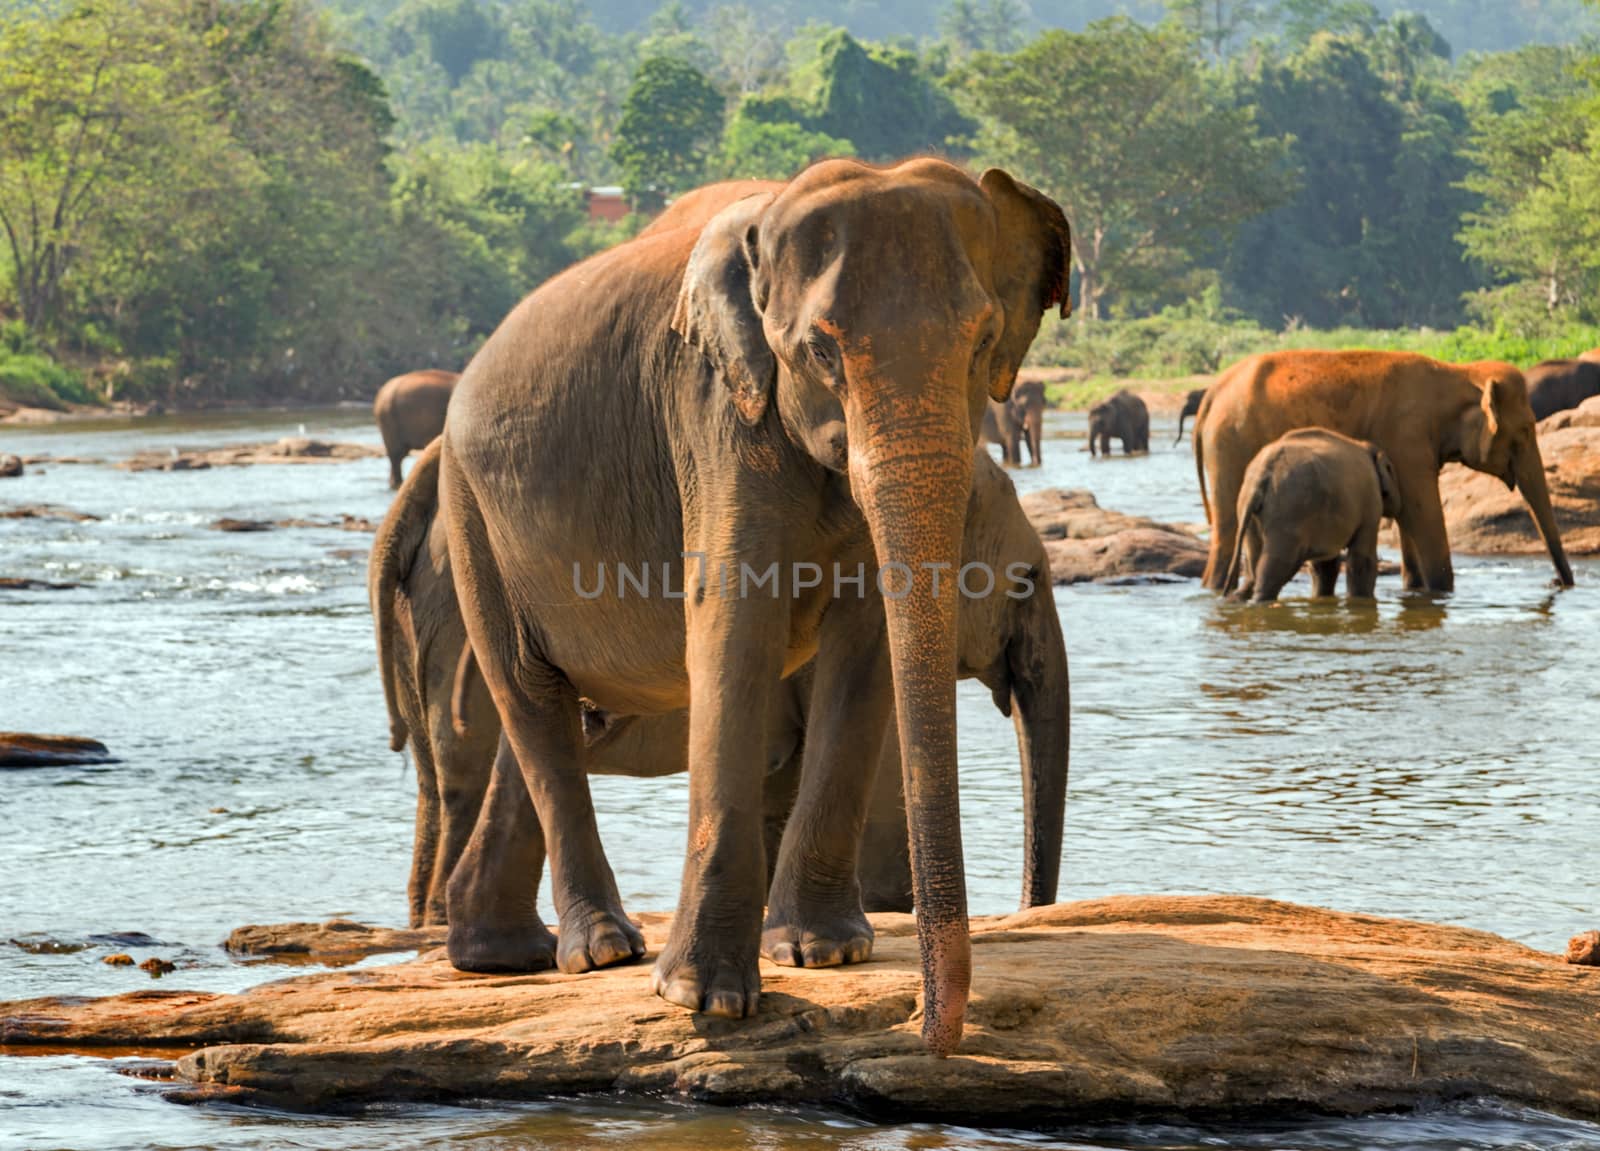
[373,450,1069,927]
[1525,353,1600,422]
[373,369,459,488]
[1173,387,1207,445]
[1225,428,1403,603]
[429,159,1071,1054]
[1088,388,1149,456]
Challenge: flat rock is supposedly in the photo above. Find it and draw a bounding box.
[0,503,100,522]
[224,919,446,962]
[0,733,116,768]
[0,577,80,591]
[1021,489,1208,583]
[120,439,382,472]
[3,896,1596,1123]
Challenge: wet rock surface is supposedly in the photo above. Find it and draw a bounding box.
[3,897,1595,1123]
[0,577,80,591]
[224,918,446,962]
[0,733,117,768]
[210,514,376,533]
[1021,489,1208,583]
[120,438,383,472]
[0,503,101,522]
[0,454,22,477]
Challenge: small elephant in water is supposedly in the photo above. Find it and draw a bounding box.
[1225,428,1403,603]
[1173,387,1206,445]
[371,445,1069,929]
[1524,352,1600,422]
[1088,389,1149,456]
[373,369,458,489]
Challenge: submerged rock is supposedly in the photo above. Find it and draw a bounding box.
[0,454,21,478]
[3,896,1595,1123]
[1021,489,1208,583]
[0,577,80,591]
[0,733,117,768]
[0,503,100,522]
[121,439,383,472]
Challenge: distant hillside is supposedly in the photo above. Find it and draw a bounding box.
[582,0,1596,54]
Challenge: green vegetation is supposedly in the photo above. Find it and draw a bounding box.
[5,0,1600,410]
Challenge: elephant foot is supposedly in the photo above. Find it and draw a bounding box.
[760,901,874,968]
[446,918,558,973]
[650,933,761,1018]
[555,900,646,974]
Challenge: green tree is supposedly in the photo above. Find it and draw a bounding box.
[940,0,1032,58]
[611,55,726,203]
[715,112,852,178]
[964,18,1291,322]
[393,0,501,84]
[1165,0,1263,59]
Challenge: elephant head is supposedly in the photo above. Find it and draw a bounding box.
[1367,442,1402,521]
[1452,365,1573,587]
[959,453,1069,910]
[673,158,1072,1055]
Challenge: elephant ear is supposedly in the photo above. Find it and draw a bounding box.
[979,168,1074,402]
[671,192,778,426]
[1369,443,1402,519]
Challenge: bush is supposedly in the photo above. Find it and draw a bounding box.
[0,352,92,409]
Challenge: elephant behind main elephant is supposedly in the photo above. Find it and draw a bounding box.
[1088,388,1149,456]
[373,369,459,489]
[981,378,1047,467]
[1524,352,1600,422]
[1195,350,1573,594]
[423,159,1072,1053]
[1174,387,1207,445]
[371,445,1069,927]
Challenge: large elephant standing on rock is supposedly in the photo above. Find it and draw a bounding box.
[1196,351,1573,594]
[432,159,1072,1054]
[374,369,459,489]
[379,449,1068,925]
[1525,353,1600,422]
[1088,389,1149,456]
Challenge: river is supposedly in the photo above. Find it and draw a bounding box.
[2,405,1597,1150]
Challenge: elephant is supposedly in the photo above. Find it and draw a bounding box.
[373,369,459,489]
[373,447,1068,927]
[1223,428,1403,602]
[1173,387,1206,445]
[983,378,1047,467]
[1088,388,1149,456]
[427,158,1072,1055]
[1524,352,1600,422]
[1195,351,1573,594]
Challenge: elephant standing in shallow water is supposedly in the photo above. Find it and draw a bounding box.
[1088,389,1149,456]
[423,159,1070,1054]
[1195,350,1573,594]
[373,369,458,489]
[982,378,1047,467]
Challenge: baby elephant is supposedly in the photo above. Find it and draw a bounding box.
[1225,428,1402,602]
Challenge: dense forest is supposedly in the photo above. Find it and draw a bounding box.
[4,0,1600,406]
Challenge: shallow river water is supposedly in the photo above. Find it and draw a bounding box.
[1,406,1597,1150]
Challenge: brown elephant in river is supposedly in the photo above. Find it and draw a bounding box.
[981,378,1047,467]
[372,444,1068,926]
[1224,428,1402,603]
[1196,351,1573,594]
[1524,351,1600,422]
[1088,388,1149,456]
[427,159,1071,1054]
[373,369,458,489]
[1173,387,1206,445]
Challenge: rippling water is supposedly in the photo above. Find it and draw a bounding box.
[2,406,1597,1150]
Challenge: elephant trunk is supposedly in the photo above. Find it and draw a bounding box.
[1011,583,1069,909]
[1515,436,1574,587]
[849,394,974,1059]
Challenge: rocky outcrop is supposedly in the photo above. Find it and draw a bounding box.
[1571,931,1600,966]
[120,438,383,472]
[224,919,446,962]
[0,503,100,522]
[1426,398,1600,555]
[3,896,1595,1122]
[1021,489,1208,583]
[0,733,116,768]
[211,514,376,533]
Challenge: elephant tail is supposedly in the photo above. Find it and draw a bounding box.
[451,643,479,737]
[370,439,442,753]
[1223,482,1263,596]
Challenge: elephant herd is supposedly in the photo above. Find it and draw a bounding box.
[363,158,1578,1058]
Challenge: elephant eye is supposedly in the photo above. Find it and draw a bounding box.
[806,330,842,375]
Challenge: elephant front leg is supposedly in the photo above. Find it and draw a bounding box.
[651,572,788,1018]
[857,723,913,912]
[444,735,558,971]
[764,591,893,964]
[1397,488,1454,593]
